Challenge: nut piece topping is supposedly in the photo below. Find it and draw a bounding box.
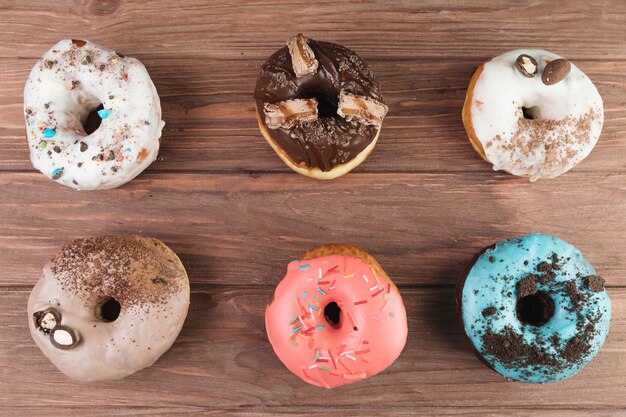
[542,58,571,85]
[337,90,389,127]
[50,326,79,350]
[33,308,61,333]
[71,39,87,47]
[515,54,538,77]
[287,34,319,78]
[264,98,318,129]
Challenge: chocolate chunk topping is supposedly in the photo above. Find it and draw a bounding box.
[542,58,571,85]
[45,60,55,70]
[516,274,537,299]
[80,141,88,152]
[71,39,87,47]
[482,306,497,318]
[515,54,538,77]
[584,275,605,292]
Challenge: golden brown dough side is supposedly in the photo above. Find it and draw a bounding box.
[256,105,380,180]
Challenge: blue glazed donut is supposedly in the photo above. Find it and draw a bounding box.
[458,233,611,383]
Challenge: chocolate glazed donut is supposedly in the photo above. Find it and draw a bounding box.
[254,34,388,179]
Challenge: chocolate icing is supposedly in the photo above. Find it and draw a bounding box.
[254,39,384,171]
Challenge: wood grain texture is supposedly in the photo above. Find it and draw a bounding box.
[2,0,626,415]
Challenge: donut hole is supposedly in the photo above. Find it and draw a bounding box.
[300,86,338,118]
[521,106,542,120]
[96,297,121,322]
[516,291,555,326]
[83,103,105,135]
[324,302,342,329]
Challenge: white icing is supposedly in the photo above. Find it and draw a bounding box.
[24,40,164,190]
[468,49,603,181]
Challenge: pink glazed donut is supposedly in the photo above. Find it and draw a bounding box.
[265,244,407,388]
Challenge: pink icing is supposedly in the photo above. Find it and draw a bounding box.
[265,254,408,388]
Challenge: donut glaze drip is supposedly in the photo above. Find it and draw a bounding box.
[459,233,611,383]
[265,253,407,388]
[254,40,383,171]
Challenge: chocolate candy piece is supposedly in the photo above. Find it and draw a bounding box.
[337,90,388,127]
[515,54,538,77]
[287,34,319,78]
[264,98,318,129]
[50,326,79,350]
[542,59,571,85]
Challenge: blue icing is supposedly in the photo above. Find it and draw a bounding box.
[461,233,611,383]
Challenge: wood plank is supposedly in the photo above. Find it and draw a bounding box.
[3,1,626,60]
[0,171,625,288]
[1,286,624,413]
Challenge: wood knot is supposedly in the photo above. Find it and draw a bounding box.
[89,0,121,16]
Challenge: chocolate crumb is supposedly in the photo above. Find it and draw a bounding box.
[584,275,605,292]
[489,256,495,263]
[482,306,497,318]
[516,274,537,299]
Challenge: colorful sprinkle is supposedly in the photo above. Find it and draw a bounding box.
[343,274,354,279]
[309,304,319,311]
[292,326,302,334]
[97,108,110,119]
[299,264,311,270]
[302,291,308,300]
[318,366,333,373]
[371,289,384,298]
[362,274,369,283]
[316,325,326,329]
[318,288,327,295]
[42,128,56,139]
[51,168,63,180]
[290,338,297,346]
[389,312,395,317]
[38,141,47,149]
[354,300,368,305]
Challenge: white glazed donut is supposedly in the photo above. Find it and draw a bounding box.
[27,236,189,382]
[462,49,603,181]
[24,39,164,190]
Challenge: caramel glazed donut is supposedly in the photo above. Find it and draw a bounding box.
[254,34,389,180]
[24,39,164,190]
[463,49,603,181]
[265,244,407,388]
[28,236,189,382]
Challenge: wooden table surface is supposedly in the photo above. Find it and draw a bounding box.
[2,0,626,415]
